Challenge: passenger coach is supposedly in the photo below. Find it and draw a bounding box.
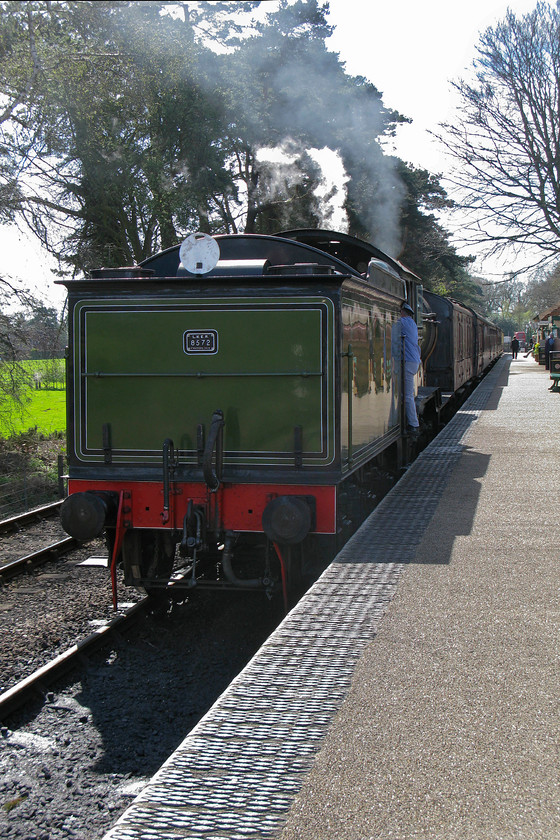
[422,289,503,397]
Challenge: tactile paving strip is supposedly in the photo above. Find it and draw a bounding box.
[102,357,507,840]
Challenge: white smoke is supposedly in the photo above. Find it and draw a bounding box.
[308,148,349,232]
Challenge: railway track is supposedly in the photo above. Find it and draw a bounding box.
[0,596,148,719]
[0,502,280,721]
[0,499,63,535]
[0,504,144,707]
[0,535,80,581]
[0,500,284,840]
[0,587,281,840]
[0,500,78,582]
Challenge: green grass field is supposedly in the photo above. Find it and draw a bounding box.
[14,389,66,436]
[0,360,66,439]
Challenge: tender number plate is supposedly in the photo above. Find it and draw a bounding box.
[183,329,218,355]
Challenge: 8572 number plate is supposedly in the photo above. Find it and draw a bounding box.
[183,329,218,354]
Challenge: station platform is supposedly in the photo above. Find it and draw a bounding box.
[103,353,559,840]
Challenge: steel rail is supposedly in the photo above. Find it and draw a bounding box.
[0,500,63,535]
[0,537,80,582]
[0,598,148,720]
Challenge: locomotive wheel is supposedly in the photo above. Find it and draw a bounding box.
[122,530,176,594]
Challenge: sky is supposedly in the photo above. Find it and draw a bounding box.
[0,0,549,308]
[322,0,548,281]
[326,0,541,173]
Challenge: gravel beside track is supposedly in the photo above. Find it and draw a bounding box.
[1,578,281,840]
[0,515,66,565]
[0,523,140,694]
[0,513,282,839]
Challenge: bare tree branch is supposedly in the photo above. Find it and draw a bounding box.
[436,2,560,270]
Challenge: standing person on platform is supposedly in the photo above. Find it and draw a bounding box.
[511,336,520,359]
[545,333,555,370]
[392,302,421,436]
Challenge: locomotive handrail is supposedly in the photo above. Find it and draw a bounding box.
[400,333,406,434]
[162,438,175,524]
[82,370,323,378]
[342,344,354,468]
[203,410,225,493]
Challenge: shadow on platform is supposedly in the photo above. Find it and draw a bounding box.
[411,446,490,566]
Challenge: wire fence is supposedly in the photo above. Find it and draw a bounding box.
[0,454,65,519]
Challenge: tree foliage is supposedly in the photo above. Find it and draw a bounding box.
[479,260,560,332]
[0,0,483,312]
[209,0,407,254]
[0,0,412,269]
[396,162,484,306]
[524,259,560,315]
[481,274,534,333]
[0,278,66,417]
[0,1,241,270]
[439,1,560,268]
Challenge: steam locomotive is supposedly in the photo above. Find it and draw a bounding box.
[59,229,502,607]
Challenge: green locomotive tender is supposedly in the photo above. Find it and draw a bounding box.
[60,230,425,607]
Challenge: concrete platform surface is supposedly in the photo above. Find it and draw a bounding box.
[103,354,559,840]
[278,355,560,840]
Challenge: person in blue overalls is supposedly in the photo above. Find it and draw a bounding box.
[392,302,421,436]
